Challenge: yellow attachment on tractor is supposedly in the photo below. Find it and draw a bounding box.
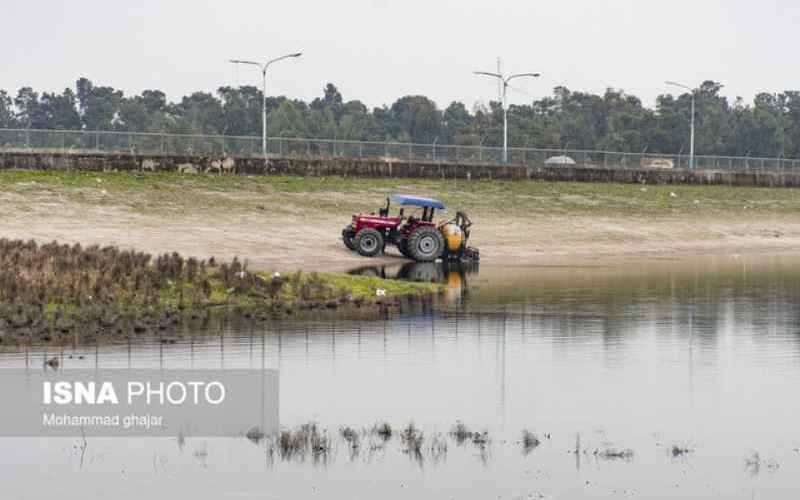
[440,222,465,253]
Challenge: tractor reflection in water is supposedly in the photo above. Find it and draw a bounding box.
[349,260,479,305]
[342,195,478,262]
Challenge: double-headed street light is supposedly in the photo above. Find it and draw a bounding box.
[230,52,302,160]
[474,70,540,164]
[665,80,698,170]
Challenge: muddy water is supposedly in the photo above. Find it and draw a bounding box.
[2,256,800,499]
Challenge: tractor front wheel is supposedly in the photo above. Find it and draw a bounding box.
[342,225,357,251]
[407,227,445,262]
[355,228,384,257]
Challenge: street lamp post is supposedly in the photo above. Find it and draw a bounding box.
[665,81,698,170]
[230,52,302,161]
[474,69,540,164]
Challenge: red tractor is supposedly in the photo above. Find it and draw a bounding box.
[341,195,476,262]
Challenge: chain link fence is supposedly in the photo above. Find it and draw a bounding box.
[1,128,799,173]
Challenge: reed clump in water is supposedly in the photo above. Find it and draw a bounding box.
[449,421,473,445]
[520,430,541,455]
[0,238,441,344]
[670,443,693,458]
[596,446,635,461]
[245,426,266,444]
[339,426,361,457]
[449,420,490,448]
[401,423,425,461]
[428,433,448,463]
[744,450,780,476]
[371,422,393,441]
[277,423,332,463]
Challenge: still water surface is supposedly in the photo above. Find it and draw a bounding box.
[1,256,799,499]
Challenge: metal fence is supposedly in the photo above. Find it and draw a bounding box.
[1,127,799,173]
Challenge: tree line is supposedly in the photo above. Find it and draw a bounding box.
[2,77,800,157]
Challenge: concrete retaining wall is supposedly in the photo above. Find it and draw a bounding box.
[1,149,799,187]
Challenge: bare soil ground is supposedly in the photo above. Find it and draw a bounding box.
[2,172,799,272]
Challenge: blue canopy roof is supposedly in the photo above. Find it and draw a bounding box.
[391,195,445,209]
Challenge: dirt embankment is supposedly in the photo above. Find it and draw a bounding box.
[1,173,799,271]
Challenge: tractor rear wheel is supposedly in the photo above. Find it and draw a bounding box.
[355,228,384,257]
[342,225,357,251]
[407,227,445,262]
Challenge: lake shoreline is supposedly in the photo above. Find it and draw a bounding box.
[0,171,799,272]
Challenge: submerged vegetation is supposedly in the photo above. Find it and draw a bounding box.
[261,421,484,466]
[520,430,542,455]
[275,423,332,464]
[744,450,781,476]
[0,238,441,345]
[596,447,635,461]
[249,421,720,470]
[449,420,491,447]
[670,443,693,458]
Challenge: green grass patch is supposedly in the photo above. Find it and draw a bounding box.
[152,269,441,312]
[2,170,800,218]
[314,272,441,299]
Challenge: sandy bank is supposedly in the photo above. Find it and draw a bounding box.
[1,172,799,271]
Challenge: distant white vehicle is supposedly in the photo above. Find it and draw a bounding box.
[640,157,675,169]
[545,155,576,166]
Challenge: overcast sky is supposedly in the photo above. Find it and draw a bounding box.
[3,0,798,109]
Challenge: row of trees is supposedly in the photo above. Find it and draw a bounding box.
[2,78,800,158]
